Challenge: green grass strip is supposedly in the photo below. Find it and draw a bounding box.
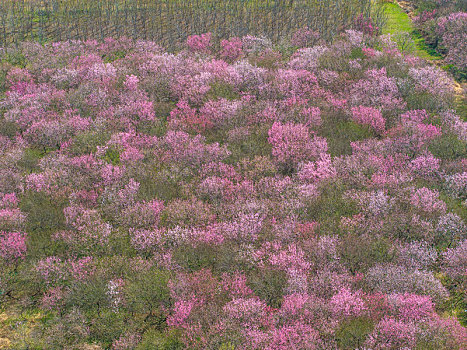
[382,2,441,61]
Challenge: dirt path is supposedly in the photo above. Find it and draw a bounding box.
[395,1,416,18]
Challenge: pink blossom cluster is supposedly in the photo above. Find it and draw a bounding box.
[351,105,386,133]
[220,37,243,61]
[0,231,27,261]
[186,32,212,53]
[437,12,467,69]
[291,26,320,48]
[0,31,465,349]
[268,122,328,168]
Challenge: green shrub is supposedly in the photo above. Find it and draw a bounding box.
[227,125,272,164]
[406,91,452,113]
[428,134,467,160]
[64,278,109,314]
[19,191,67,257]
[136,172,181,203]
[40,308,90,350]
[136,329,184,350]
[103,50,127,63]
[161,198,214,228]
[207,81,239,101]
[247,268,287,309]
[88,310,128,347]
[19,191,66,234]
[124,267,171,326]
[67,131,111,156]
[137,117,167,136]
[18,147,49,173]
[103,147,120,165]
[335,316,374,350]
[350,47,365,60]
[172,244,218,272]
[322,120,375,157]
[339,234,395,273]
[2,51,27,68]
[0,118,19,138]
[303,182,359,233]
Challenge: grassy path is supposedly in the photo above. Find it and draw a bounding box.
[382,1,465,118]
[382,1,441,61]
